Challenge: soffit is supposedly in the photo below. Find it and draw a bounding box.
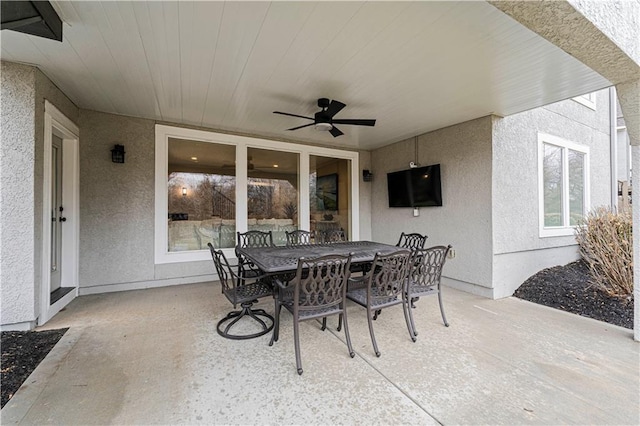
[0,1,611,150]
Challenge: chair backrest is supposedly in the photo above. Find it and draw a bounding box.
[237,230,274,248]
[366,249,413,302]
[286,230,312,247]
[410,245,450,290]
[292,254,352,314]
[207,243,237,297]
[396,232,428,250]
[318,229,347,244]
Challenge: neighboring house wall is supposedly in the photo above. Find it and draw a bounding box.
[0,62,78,328]
[491,89,612,297]
[371,117,494,297]
[78,109,373,294]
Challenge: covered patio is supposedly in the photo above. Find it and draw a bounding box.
[2,283,638,424]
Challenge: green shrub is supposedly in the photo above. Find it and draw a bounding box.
[574,207,633,299]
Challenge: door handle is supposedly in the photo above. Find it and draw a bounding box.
[59,217,67,222]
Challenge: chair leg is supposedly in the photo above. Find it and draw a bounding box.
[341,305,355,358]
[437,288,450,327]
[293,316,303,375]
[373,309,381,320]
[402,300,417,342]
[321,317,327,331]
[269,300,282,346]
[337,313,342,332]
[407,299,418,337]
[366,308,381,357]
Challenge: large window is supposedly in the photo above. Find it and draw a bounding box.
[309,155,351,241]
[155,125,359,263]
[538,133,589,237]
[247,148,299,246]
[167,138,236,251]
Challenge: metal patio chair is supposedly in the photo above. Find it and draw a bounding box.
[235,230,274,278]
[270,254,355,375]
[317,229,347,244]
[396,232,428,250]
[344,249,415,357]
[285,230,312,247]
[207,243,274,340]
[406,245,452,336]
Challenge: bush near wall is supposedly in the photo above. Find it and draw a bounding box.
[575,207,633,299]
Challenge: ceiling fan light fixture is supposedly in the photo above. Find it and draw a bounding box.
[314,122,333,132]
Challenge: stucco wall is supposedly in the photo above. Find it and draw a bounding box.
[370,117,494,295]
[491,89,612,297]
[569,0,640,65]
[1,62,37,327]
[78,110,372,292]
[0,62,80,328]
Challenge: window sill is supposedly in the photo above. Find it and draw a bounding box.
[539,226,577,238]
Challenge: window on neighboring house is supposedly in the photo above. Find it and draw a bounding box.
[538,133,590,237]
[572,92,596,110]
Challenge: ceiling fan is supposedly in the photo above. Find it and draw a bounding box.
[273,98,376,137]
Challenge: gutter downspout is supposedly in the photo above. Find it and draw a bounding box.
[609,87,618,210]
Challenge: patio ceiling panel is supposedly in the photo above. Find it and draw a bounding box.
[1,1,612,150]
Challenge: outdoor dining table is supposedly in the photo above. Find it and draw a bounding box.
[235,240,400,275]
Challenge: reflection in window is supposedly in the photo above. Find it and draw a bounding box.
[310,155,351,241]
[543,144,563,227]
[541,140,587,229]
[167,138,236,251]
[247,148,299,246]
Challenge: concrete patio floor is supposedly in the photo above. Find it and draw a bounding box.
[1,282,638,425]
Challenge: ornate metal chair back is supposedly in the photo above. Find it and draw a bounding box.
[367,249,413,301]
[293,254,352,315]
[207,243,238,303]
[410,246,450,290]
[285,230,312,246]
[319,229,347,244]
[396,232,428,250]
[237,230,274,248]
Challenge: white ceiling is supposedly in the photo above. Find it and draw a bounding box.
[1,1,612,150]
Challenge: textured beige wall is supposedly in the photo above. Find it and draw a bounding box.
[491,89,612,297]
[79,110,157,287]
[371,117,494,292]
[1,62,37,326]
[78,111,372,291]
[0,62,78,327]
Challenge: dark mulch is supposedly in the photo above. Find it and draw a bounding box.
[1,328,68,408]
[514,259,634,329]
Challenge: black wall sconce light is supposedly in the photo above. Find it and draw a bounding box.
[111,144,125,163]
[362,169,373,182]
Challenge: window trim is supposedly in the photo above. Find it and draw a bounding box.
[537,133,590,238]
[154,125,359,264]
[572,92,596,110]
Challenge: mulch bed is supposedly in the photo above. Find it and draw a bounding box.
[1,328,67,408]
[514,259,634,329]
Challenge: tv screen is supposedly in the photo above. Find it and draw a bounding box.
[387,164,442,207]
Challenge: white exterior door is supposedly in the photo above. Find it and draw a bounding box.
[50,135,63,293]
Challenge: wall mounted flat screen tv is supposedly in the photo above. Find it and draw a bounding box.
[387,164,442,207]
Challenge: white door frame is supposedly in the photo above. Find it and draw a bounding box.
[39,101,80,325]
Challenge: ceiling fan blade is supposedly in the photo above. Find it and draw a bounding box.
[287,123,315,131]
[329,126,344,137]
[325,100,346,118]
[273,111,314,120]
[331,119,376,126]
